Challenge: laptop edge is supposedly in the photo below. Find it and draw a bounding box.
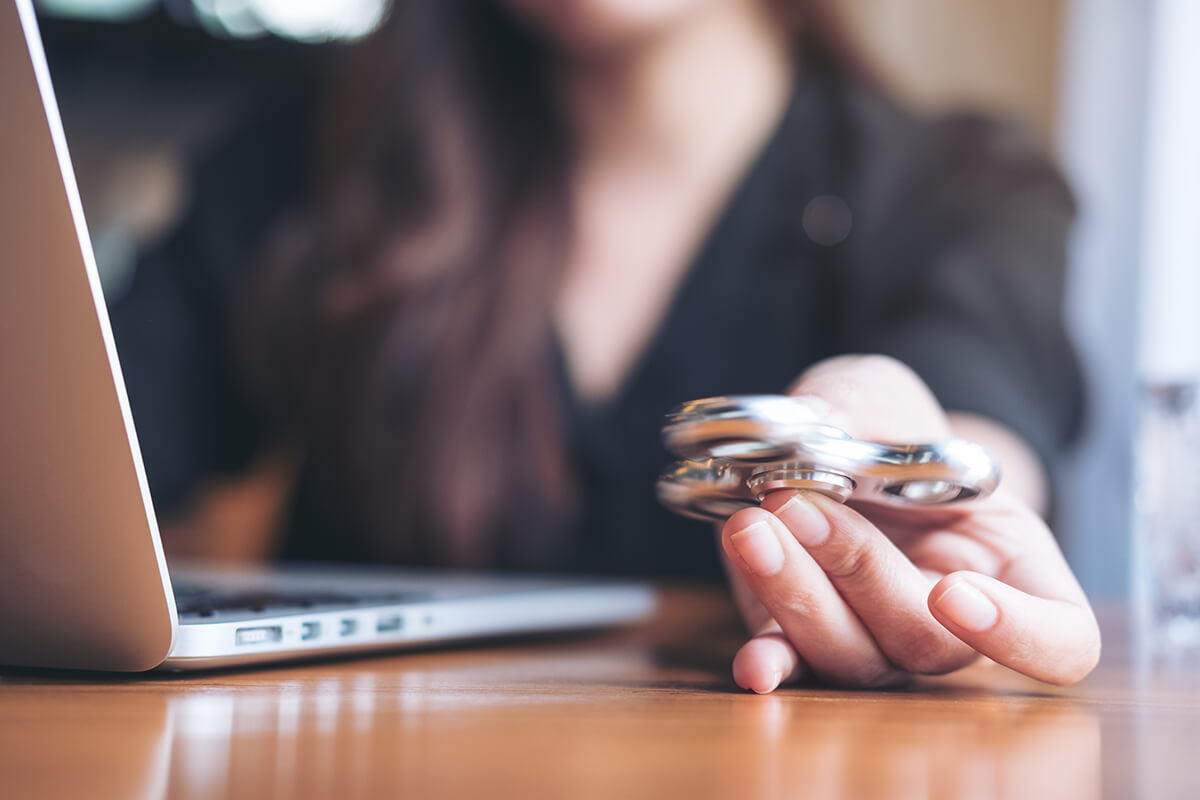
[1,0,177,671]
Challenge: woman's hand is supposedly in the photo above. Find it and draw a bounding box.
[720,355,1100,692]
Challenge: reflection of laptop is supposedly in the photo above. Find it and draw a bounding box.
[0,0,654,672]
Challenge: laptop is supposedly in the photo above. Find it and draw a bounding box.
[0,0,655,672]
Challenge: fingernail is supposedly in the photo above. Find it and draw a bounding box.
[730,521,785,577]
[773,492,831,547]
[933,581,999,632]
[754,669,783,695]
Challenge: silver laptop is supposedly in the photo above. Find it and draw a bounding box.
[0,0,654,672]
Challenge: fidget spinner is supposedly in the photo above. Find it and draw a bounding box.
[656,395,1001,522]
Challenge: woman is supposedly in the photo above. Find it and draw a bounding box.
[111,0,1099,691]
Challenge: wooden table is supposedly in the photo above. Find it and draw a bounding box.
[1,587,1197,799]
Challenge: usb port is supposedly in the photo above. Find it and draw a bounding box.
[376,615,404,634]
[339,618,358,637]
[235,626,282,646]
[300,621,321,641]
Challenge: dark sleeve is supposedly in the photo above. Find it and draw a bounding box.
[837,106,1084,469]
[108,92,311,517]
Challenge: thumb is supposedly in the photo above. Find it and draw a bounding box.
[787,354,951,442]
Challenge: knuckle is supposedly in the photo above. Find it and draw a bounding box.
[861,353,917,379]
[812,353,915,387]
[774,585,819,619]
[887,627,972,675]
[791,353,945,440]
[822,536,877,583]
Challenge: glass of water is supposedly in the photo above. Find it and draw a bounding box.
[1134,380,1200,667]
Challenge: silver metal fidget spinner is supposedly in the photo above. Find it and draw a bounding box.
[656,395,1001,522]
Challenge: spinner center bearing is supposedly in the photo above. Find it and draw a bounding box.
[747,465,856,503]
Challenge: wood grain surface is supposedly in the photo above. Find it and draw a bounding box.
[1,587,1197,799]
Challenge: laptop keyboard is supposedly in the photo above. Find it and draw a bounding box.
[173,583,431,619]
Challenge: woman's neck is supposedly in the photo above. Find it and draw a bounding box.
[552,1,795,405]
[562,0,793,173]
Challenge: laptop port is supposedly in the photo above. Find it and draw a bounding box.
[376,615,404,634]
[235,626,282,646]
[339,618,358,637]
[300,621,321,641]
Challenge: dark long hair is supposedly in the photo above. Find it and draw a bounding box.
[240,0,860,568]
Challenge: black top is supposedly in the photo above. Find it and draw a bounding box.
[109,69,1083,580]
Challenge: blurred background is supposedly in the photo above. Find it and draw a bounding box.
[33,0,1200,601]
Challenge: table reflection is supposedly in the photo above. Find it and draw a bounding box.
[730,695,1099,800]
[143,653,1104,800]
[5,599,1199,800]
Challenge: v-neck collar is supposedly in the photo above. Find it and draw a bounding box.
[553,71,823,428]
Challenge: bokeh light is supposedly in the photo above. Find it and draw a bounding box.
[37,0,391,42]
[193,0,390,42]
[38,0,156,22]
